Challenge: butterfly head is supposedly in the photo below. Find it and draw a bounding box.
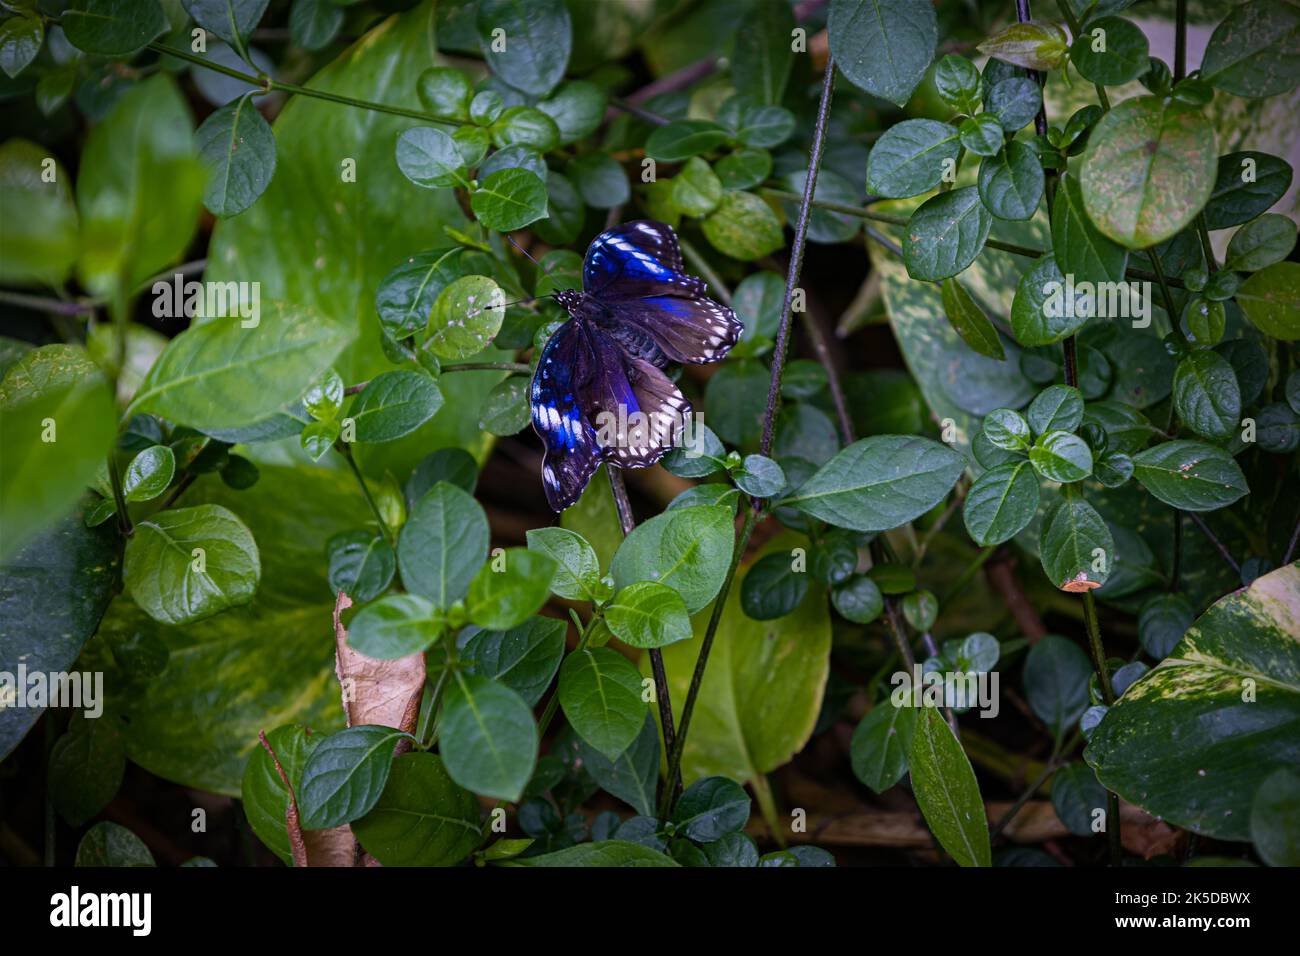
[553,289,584,314]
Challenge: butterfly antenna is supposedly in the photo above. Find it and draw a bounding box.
[464,293,539,322]
[506,233,562,287]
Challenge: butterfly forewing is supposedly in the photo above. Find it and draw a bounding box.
[530,320,601,512]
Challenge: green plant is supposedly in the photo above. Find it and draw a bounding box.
[0,0,1297,870]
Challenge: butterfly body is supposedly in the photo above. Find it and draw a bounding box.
[530,221,743,512]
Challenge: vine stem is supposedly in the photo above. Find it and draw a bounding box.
[340,445,395,547]
[1186,512,1242,576]
[607,467,680,804]
[658,57,840,824]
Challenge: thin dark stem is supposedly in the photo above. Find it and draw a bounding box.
[161,472,197,511]
[106,452,133,537]
[1016,0,1049,137]
[340,445,395,547]
[679,237,732,306]
[1170,510,1183,592]
[609,96,670,127]
[0,260,208,317]
[1174,0,1188,82]
[607,467,680,803]
[1187,512,1241,576]
[1195,214,1218,273]
[1062,336,1079,388]
[1146,247,1186,342]
[1284,512,1300,566]
[1082,589,1121,864]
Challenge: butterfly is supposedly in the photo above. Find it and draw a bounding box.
[530,220,743,512]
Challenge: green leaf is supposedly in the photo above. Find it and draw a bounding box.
[831,574,884,623]
[290,0,343,52]
[462,615,566,708]
[978,142,1044,222]
[241,724,316,864]
[1029,430,1094,483]
[327,531,395,604]
[963,460,1040,546]
[75,822,155,867]
[1225,213,1297,271]
[396,125,466,188]
[0,140,79,287]
[129,308,354,431]
[903,187,992,282]
[734,454,786,497]
[490,106,560,152]
[500,840,676,867]
[741,551,810,621]
[781,435,964,532]
[537,80,606,144]
[467,548,556,630]
[442,672,538,801]
[1139,593,1195,659]
[701,190,784,262]
[353,752,481,866]
[526,527,602,602]
[63,0,166,56]
[933,54,981,112]
[646,120,729,162]
[715,148,772,192]
[347,593,441,659]
[1086,563,1300,841]
[671,157,723,217]
[184,0,268,56]
[673,776,750,842]
[1010,255,1091,346]
[606,581,692,649]
[427,274,505,359]
[1025,633,1092,738]
[908,705,991,867]
[0,346,116,561]
[730,0,793,104]
[1039,498,1113,592]
[983,407,1032,451]
[577,711,659,816]
[298,724,407,829]
[1236,261,1300,340]
[398,482,489,607]
[959,114,1004,157]
[984,76,1042,132]
[195,93,276,219]
[1079,97,1218,248]
[734,103,797,149]
[850,700,918,793]
[1070,16,1149,86]
[609,504,734,613]
[417,67,472,121]
[123,504,260,625]
[0,13,43,78]
[1027,384,1084,436]
[471,168,549,231]
[1204,151,1293,230]
[48,714,126,827]
[865,119,961,199]
[978,20,1069,70]
[1132,440,1249,511]
[940,278,1005,359]
[1201,0,1300,98]
[123,445,175,502]
[478,377,529,436]
[1053,173,1128,283]
[348,370,444,442]
[558,647,646,760]
[475,0,571,97]
[568,151,629,209]
[828,0,937,106]
[1051,761,1108,836]
[1251,768,1300,866]
[1172,350,1241,441]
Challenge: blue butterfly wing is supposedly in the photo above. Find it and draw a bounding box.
[530,320,601,512]
[583,220,743,365]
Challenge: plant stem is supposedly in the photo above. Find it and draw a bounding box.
[750,773,786,849]
[1174,0,1188,82]
[106,450,133,537]
[1146,246,1186,343]
[679,237,732,306]
[340,445,395,547]
[1186,512,1241,576]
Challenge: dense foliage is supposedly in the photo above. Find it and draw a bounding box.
[1,0,1298,869]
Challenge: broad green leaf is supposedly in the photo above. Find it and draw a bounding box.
[908,705,991,867]
[353,753,481,866]
[963,460,1040,546]
[978,142,1044,221]
[471,167,549,231]
[0,13,42,79]
[537,80,606,144]
[326,531,395,603]
[348,370,444,442]
[1201,0,1300,98]
[977,19,1069,70]
[940,278,1005,359]
[650,537,830,787]
[0,140,78,287]
[1204,151,1293,230]
[864,119,960,199]
[933,53,982,113]
[1079,97,1218,248]
[983,407,1032,450]
[569,152,629,208]
[903,187,991,282]
[466,548,556,630]
[645,120,729,162]
[441,672,538,801]
[558,647,646,761]
[1027,384,1084,435]
[123,504,260,625]
[831,574,884,623]
[124,444,176,502]
[1053,173,1128,283]
[1039,497,1113,591]
[462,615,566,707]
[75,822,155,867]
[731,0,793,103]
[0,345,116,561]
[241,724,317,864]
[959,114,1004,157]
[398,482,489,608]
[828,0,937,106]
[195,93,276,219]
[1172,350,1241,440]
[850,700,918,793]
[417,66,472,121]
[781,435,964,532]
[741,550,810,620]
[1138,593,1195,659]
[1029,430,1093,483]
[1251,768,1300,866]
[374,248,468,341]
[1087,563,1300,841]
[1024,633,1092,739]
[577,711,659,816]
[985,76,1042,132]
[609,504,733,613]
[63,0,166,56]
[715,148,772,191]
[500,840,676,867]
[1236,261,1300,340]
[475,0,571,97]
[1132,440,1249,511]
[129,308,354,431]
[672,776,750,842]
[184,1,269,56]
[671,157,722,217]
[347,594,441,659]
[1051,762,1108,836]
[48,714,126,827]
[702,189,784,261]
[525,527,601,602]
[298,724,407,829]
[490,106,560,152]
[1224,213,1297,271]
[290,0,344,51]
[1010,254,1091,346]
[605,581,691,649]
[396,125,466,188]
[1070,16,1148,86]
